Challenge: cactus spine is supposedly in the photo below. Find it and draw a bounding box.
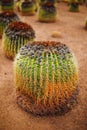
[14,41,78,115]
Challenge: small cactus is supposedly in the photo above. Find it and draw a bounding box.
[39,0,57,5]
[38,0,57,22]
[69,0,80,12]
[0,11,19,38]
[1,0,14,11]
[2,21,35,59]
[20,0,36,16]
[14,41,78,115]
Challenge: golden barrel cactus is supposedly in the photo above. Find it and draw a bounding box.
[2,21,35,59]
[69,0,80,12]
[38,0,57,22]
[19,0,36,16]
[14,41,79,115]
[0,11,19,38]
[1,0,14,11]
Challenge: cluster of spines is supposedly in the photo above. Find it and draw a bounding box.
[14,41,78,107]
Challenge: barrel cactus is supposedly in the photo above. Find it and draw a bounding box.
[0,11,19,38]
[20,0,36,15]
[2,21,35,59]
[38,0,57,22]
[69,0,80,12]
[1,0,14,11]
[14,41,78,115]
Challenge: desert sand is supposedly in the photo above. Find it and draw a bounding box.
[0,3,87,130]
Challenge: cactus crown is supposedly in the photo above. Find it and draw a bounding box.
[5,21,35,39]
[0,11,19,25]
[0,11,18,18]
[19,41,72,60]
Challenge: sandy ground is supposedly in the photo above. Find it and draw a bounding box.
[0,3,87,130]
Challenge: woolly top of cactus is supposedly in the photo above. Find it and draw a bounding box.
[0,11,18,18]
[18,41,73,60]
[5,21,35,39]
[0,11,19,25]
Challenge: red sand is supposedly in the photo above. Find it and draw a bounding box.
[0,3,87,130]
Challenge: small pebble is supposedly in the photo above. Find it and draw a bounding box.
[51,31,61,38]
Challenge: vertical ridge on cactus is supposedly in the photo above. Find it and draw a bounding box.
[14,41,79,115]
[0,11,19,38]
[2,21,35,59]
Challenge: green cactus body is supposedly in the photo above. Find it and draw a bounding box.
[14,41,78,115]
[0,11,19,38]
[1,0,14,11]
[20,0,36,15]
[38,0,57,22]
[69,0,80,12]
[2,21,35,59]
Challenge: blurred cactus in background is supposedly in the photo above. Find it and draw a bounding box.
[19,0,36,15]
[69,0,80,12]
[38,0,57,22]
[1,0,14,11]
[2,21,35,59]
[14,41,78,115]
[0,11,19,38]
